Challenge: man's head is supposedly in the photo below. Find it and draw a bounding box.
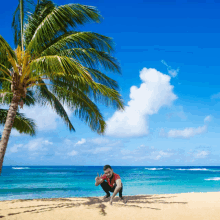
[103,165,113,178]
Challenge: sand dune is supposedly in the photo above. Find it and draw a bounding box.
[0,192,220,220]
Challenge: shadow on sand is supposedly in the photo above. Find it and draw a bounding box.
[4,195,187,217]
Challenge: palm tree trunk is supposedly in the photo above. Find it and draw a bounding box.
[0,91,21,175]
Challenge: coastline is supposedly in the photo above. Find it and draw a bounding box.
[1,192,220,220]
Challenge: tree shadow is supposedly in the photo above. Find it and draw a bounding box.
[5,195,187,217]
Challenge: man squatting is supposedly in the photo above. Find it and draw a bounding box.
[95,165,124,205]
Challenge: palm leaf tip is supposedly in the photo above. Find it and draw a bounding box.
[36,81,75,132]
[0,109,36,136]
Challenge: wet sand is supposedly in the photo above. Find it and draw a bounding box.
[0,192,220,220]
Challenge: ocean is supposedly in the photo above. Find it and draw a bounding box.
[0,166,220,201]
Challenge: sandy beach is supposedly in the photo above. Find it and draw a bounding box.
[0,192,219,220]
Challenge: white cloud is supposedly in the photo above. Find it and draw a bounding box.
[10,144,23,153]
[121,149,133,155]
[162,116,210,139]
[122,155,134,159]
[9,138,52,153]
[195,151,209,159]
[204,115,212,123]
[67,150,78,156]
[167,125,207,139]
[26,138,52,151]
[151,150,173,160]
[90,138,110,145]
[43,140,53,145]
[106,67,177,137]
[93,147,112,154]
[19,104,72,131]
[161,60,179,77]
[74,138,86,146]
[120,145,173,161]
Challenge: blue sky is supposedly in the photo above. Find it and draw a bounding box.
[1,0,220,166]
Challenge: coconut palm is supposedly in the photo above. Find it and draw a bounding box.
[0,0,124,174]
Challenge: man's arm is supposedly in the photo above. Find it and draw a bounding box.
[110,179,122,204]
[95,173,104,186]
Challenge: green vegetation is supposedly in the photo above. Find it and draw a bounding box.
[0,0,124,174]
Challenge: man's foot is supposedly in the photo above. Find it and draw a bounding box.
[103,194,110,200]
[119,196,127,203]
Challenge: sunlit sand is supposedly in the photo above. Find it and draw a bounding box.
[1,192,220,220]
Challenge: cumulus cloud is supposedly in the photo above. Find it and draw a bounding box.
[10,144,23,153]
[161,60,179,77]
[92,147,112,154]
[74,138,86,146]
[59,137,122,158]
[19,105,72,132]
[67,150,78,156]
[167,125,207,139]
[120,145,173,161]
[43,140,53,145]
[161,116,210,139]
[90,138,110,145]
[195,150,209,159]
[105,67,177,138]
[9,138,52,153]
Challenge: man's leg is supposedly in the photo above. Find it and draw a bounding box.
[100,181,111,197]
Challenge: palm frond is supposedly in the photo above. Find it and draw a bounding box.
[36,80,75,131]
[40,31,114,56]
[0,35,17,61]
[0,109,36,136]
[0,63,12,78]
[44,48,120,73]
[86,68,119,90]
[26,3,101,51]
[50,75,123,110]
[12,0,35,47]
[50,84,106,134]
[30,55,93,84]
[12,4,21,48]
[0,85,35,106]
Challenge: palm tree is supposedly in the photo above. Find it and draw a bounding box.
[0,0,124,174]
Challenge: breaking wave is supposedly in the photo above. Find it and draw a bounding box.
[205,177,220,181]
[12,167,30,170]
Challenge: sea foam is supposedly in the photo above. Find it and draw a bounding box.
[145,168,163,170]
[12,167,30,170]
[205,177,220,181]
[176,168,208,171]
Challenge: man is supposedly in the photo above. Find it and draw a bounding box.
[95,165,125,205]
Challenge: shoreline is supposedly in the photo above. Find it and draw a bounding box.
[1,190,220,202]
[1,192,220,219]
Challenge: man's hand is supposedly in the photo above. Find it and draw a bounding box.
[95,173,103,186]
[95,173,102,181]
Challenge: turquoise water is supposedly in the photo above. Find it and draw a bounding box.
[0,166,220,201]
